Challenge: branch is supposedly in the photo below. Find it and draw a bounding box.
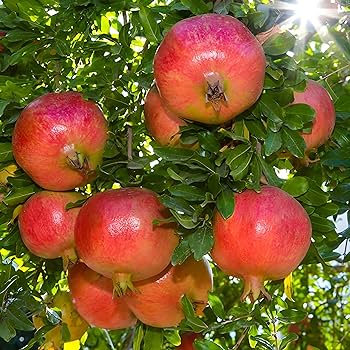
[232,327,249,350]
[127,125,133,161]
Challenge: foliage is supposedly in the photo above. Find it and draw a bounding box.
[0,0,349,349]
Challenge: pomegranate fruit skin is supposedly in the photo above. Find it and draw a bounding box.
[75,188,179,285]
[18,191,82,260]
[293,80,336,150]
[68,263,136,330]
[124,257,213,328]
[212,186,312,301]
[12,92,108,191]
[154,14,266,124]
[144,86,187,146]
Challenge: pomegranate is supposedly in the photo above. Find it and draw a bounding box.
[12,92,108,191]
[144,86,187,146]
[18,191,82,266]
[211,186,312,301]
[176,333,202,350]
[75,187,179,294]
[292,80,336,150]
[68,262,136,330]
[124,257,213,328]
[153,14,266,124]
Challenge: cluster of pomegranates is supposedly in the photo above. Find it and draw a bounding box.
[10,12,337,349]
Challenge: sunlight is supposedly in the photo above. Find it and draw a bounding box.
[294,0,321,25]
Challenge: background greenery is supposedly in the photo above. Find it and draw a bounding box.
[0,0,349,349]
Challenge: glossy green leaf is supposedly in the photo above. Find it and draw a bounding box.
[282,128,306,158]
[0,143,13,163]
[144,327,163,350]
[169,184,206,202]
[180,0,210,14]
[263,31,296,56]
[188,226,213,260]
[208,293,225,319]
[216,189,235,219]
[198,131,220,152]
[265,129,282,156]
[280,333,299,350]
[139,6,161,43]
[279,309,307,323]
[260,94,284,123]
[133,323,144,350]
[171,239,192,265]
[282,176,309,197]
[195,339,224,350]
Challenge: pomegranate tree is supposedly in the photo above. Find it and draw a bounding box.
[144,86,187,146]
[18,191,82,267]
[75,187,179,294]
[68,263,136,330]
[12,92,108,191]
[293,80,336,150]
[211,186,312,301]
[124,257,213,328]
[154,14,266,124]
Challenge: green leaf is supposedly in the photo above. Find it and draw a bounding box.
[133,323,144,350]
[169,184,206,202]
[208,174,222,198]
[314,203,339,217]
[144,327,163,350]
[171,210,199,229]
[311,214,335,232]
[335,95,350,112]
[171,239,192,265]
[153,147,195,161]
[4,186,37,207]
[257,154,283,187]
[7,304,34,332]
[216,190,235,219]
[280,333,299,350]
[245,120,267,140]
[298,181,329,206]
[164,330,181,346]
[263,31,296,56]
[225,144,251,169]
[265,129,282,156]
[0,319,16,342]
[0,100,10,117]
[198,131,220,152]
[138,6,161,43]
[0,143,13,163]
[180,0,210,14]
[282,177,309,197]
[181,295,196,318]
[186,315,208,332]
[282,128,306,158]
[284,104,315,123]
[279,309,307,323]
[208,293,225,319]
[65,198,87,210]
[230,151,253,181]
[251,336,274,350]
[260,95,284,123]
[213,0,231,14]
[161,195,193,215]
[195,339,224,350]
[188,226,214,260]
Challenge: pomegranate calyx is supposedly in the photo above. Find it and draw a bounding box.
[112,272,137,297]
[62,247,78,271]
[241,276,271,302]
[205,72,227,112]
[65,148,92,177]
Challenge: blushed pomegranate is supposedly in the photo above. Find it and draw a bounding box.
[293,80,336,150]
[18,191,82,266]
[176,333,202,350]
[68,263,136,330]
[75,188,179,294]
[144,86,187,146]
[12,92,108,190]
[124,257,213,328]
[154,14,266,124]
[211,186,312,301]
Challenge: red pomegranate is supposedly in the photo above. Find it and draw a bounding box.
[211,186,312,301]
[18,191,82,266]
[177,333,202,350]
[293,80,336,150]
[75,188,179,294]
[68,263,136,330]
[12,92,108,191]
[124,257,213,328]
[154,14,266,124]
[144,86,187,146]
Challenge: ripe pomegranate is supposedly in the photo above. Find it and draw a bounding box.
[211,186,312,301]
[154,14,266,124]
[68,262,136,329]
[12,92,108,190]
[75,187,179,294]
[292,80,336,150]
[176,333,202,350]
[124,257,213,328]
[144,86,187,146]
[18,191,82,266]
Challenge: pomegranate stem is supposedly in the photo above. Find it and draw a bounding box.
[241,276,271,302]
[112,272,136,297]
[62,247,78,271]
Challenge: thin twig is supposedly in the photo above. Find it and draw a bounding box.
[318,64,350,82]
[127,125,133,161]
[103,329,116,350]
[232,327,249,350]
